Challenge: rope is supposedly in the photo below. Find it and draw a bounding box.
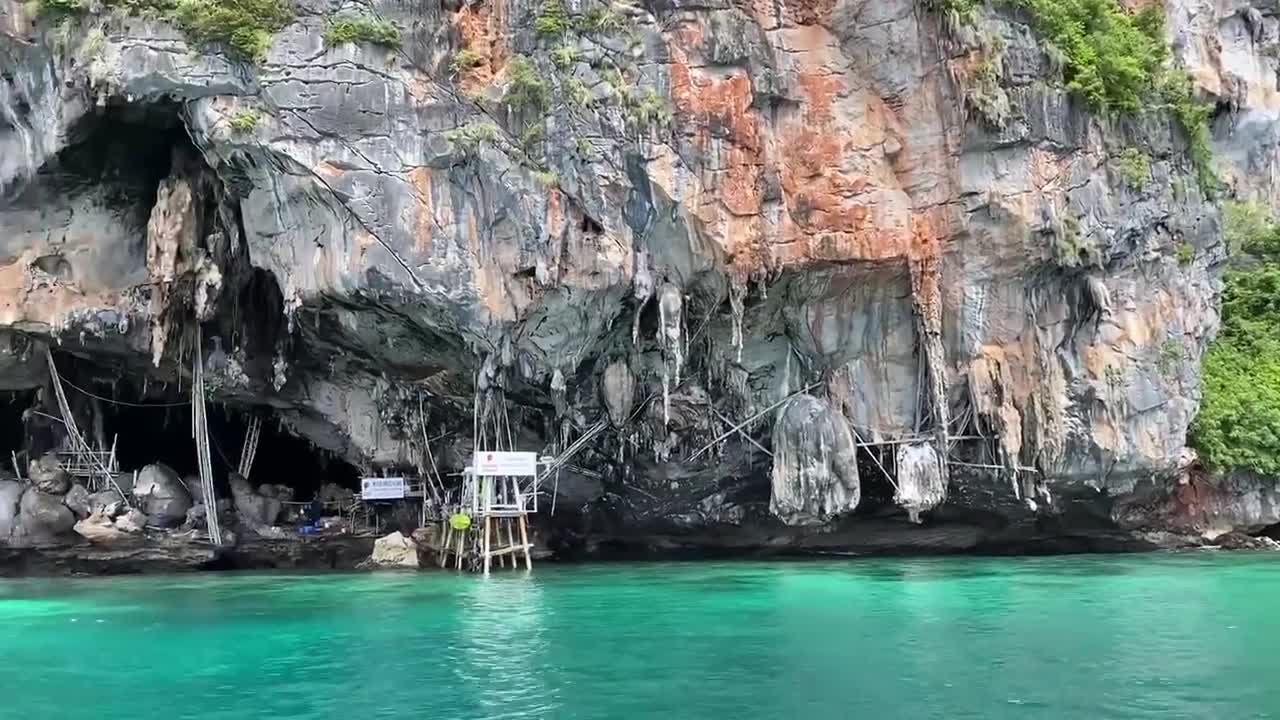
[57,376,190,408]
[192,327,222,546]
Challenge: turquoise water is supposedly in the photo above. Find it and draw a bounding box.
[1,554,1278,719]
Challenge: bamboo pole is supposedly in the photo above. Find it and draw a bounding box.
[518,514,532,570]
[689,382,822,462]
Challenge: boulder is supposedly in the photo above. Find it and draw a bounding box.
[19,488,76,536]
[769,394,861,526]
[318,482,353,506]
[28,453,70,495]
[63,483,91,519]
[229,473,283,526]
[74,510,126,543]
[133,463,193,527]
[369,531,419,568]
[114,509,148,533]
[88,489,125,517]
[0,479,24,538]
[258,484,295,501]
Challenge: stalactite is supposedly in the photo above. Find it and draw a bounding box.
[657,282,683,427]
[909,255,950,511]
[728,278,746,363]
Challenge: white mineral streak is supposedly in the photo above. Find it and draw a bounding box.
[769,395,860,526]
[894,442,946,523]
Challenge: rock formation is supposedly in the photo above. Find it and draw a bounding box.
[369,531,419,568]
[0,0,1279,556]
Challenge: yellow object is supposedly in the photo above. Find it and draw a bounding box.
[449,513,472,531]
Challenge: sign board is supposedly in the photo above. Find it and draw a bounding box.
[473,451,539,477]
[361,477,406,500]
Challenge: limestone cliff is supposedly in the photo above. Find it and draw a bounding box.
[0,0,1274,553]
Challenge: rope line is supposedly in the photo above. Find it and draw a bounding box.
[56,374,191,408]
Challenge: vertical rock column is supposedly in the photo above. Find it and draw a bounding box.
[909,254,949,513]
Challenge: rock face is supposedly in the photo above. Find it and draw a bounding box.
[369,531,419,569]
[133,464,193,528]
[28,454,69,495]
[770,395,861,526]
[19,489,75,538]
[229,474,283,528]
[0,0,1278,551]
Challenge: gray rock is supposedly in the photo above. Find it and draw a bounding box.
[63,483,90,519]
[133,463,193,527]
[28,453,69,495]
[229,473,283,526]
[74,510,126,543]
[19,488,76,537]
[369,531,418,568]
[770,395,860,526]
[88,489,125,517]
[0,479,24,539]
[114,509,148,534]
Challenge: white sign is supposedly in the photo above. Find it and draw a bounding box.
[361,477,406,500]
[473,451,539,477]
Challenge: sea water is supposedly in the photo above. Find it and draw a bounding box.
[1,554,1277,719]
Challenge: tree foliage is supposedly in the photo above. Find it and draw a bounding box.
[1192,213,1280,473]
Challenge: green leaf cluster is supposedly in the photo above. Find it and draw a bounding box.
[504,54,547,111]
[1192,212,1280,474]
[324,14,401,49]
[34,0,294,61]
[170,0,293,60]
[1002,0,1215,192]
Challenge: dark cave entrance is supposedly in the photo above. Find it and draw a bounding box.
[0,390,37,469]
[104,399,361,499]
[854,445,899,515]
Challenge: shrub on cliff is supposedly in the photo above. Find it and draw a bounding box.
[1192,207,1280,474]
[33,0,293,61]
[324,15,401,49]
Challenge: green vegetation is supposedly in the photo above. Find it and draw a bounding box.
[33,0,295,60]
[451,48,484,73]
[532,169,558,187]
[228,108,262,133]
[1192,210,1280,474]
[564,77,592,108]
[535,0,624,37]
[324,14,400,49]
[1175,241,1195,265]
[1002,0,1215,192]
[504,54,547,111]
[625,87,672,128]
[925,0,981,29]
[519,123,544,153]
[446,123,499,152]
[533,0,572,36]
[966,58,1012,128]
[1114,147,1151,190]
[923,0,1217,193]
[1157,338,1183,379]
[170,0,293,60]
[549,43,576,70]
[579,5,625,33]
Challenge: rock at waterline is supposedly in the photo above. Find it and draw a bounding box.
[114,509,148,534]
[133,463,193,527]
[28,453,70,495]
[63,483,91,519]
[20,488,76,536]
[369,531,419,568]
[74,510,127,543]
